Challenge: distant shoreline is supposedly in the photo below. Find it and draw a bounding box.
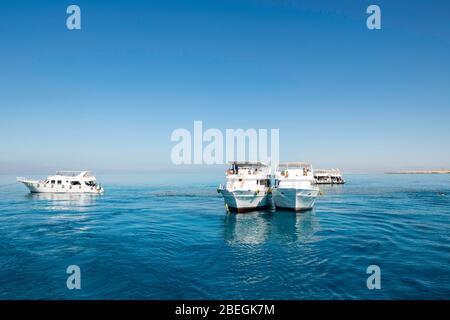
[386,170,450,174]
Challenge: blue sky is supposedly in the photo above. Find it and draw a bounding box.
[1,0,449,173]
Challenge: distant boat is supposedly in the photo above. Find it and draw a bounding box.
[217,161,271,213]
[314,168,345,184]
[385,170,450,174]
[273,162,319,211]
[17,171,104,194]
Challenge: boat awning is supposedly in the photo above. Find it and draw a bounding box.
[278,162,311,169]
[227,161,268,168]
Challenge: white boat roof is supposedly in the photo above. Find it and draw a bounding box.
[54,171,93,177]
[228,161,268,167]
[278,162,312,169]
[314,169,342,174]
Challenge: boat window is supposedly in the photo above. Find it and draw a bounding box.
[85,181,96,187]
[51,180,55,184]
[71,181,81,186]
[57,180,62,184]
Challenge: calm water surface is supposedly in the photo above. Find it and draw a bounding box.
[0,173,449,299]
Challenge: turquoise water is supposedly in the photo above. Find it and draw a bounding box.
[0,173,449,299]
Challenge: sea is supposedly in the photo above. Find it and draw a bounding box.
[0,173,449,299]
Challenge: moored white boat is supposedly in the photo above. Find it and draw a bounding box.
[314,168,345,184]
[17,171,104,194]
[273,162,319,211]
[217,161,272,213]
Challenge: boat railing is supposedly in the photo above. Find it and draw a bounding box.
[55,171,92,177]
[278,162,312,170]
[227,161,267,167]
[314,169,342,175]
[226,170,269,176]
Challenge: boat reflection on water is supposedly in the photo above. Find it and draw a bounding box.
[224,210,320,245]
[25,192,100,212]
[224,211,271,245]
[271,210,320,244]
[317,183,346,196]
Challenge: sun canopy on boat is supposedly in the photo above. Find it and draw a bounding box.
[55,171,93,177]
[314,169,341,174]
[278,162,311,169]
[227,161,268,168]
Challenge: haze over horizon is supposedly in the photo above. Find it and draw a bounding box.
[1,0,449,174]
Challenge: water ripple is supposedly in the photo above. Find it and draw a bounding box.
[0,174,449,299]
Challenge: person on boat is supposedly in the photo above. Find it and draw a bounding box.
[232,161,239,174]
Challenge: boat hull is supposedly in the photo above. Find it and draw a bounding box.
[218,189,270,213]
[273,187,319,211]
[18,181,103,194]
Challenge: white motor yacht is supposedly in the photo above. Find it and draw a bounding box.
[17,171,104,194]
[273,163,319,211]
[314,168,345,184]
[217,161,272,213]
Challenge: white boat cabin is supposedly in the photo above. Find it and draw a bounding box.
[222,161,271,191]
[274,162,315,189]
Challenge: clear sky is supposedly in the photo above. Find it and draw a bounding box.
[1,0,449,174]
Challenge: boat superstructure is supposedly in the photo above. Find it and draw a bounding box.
[273,162,319,211]
[217,161,272,213]
[17,171,104,194]
[314,169,345,184]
